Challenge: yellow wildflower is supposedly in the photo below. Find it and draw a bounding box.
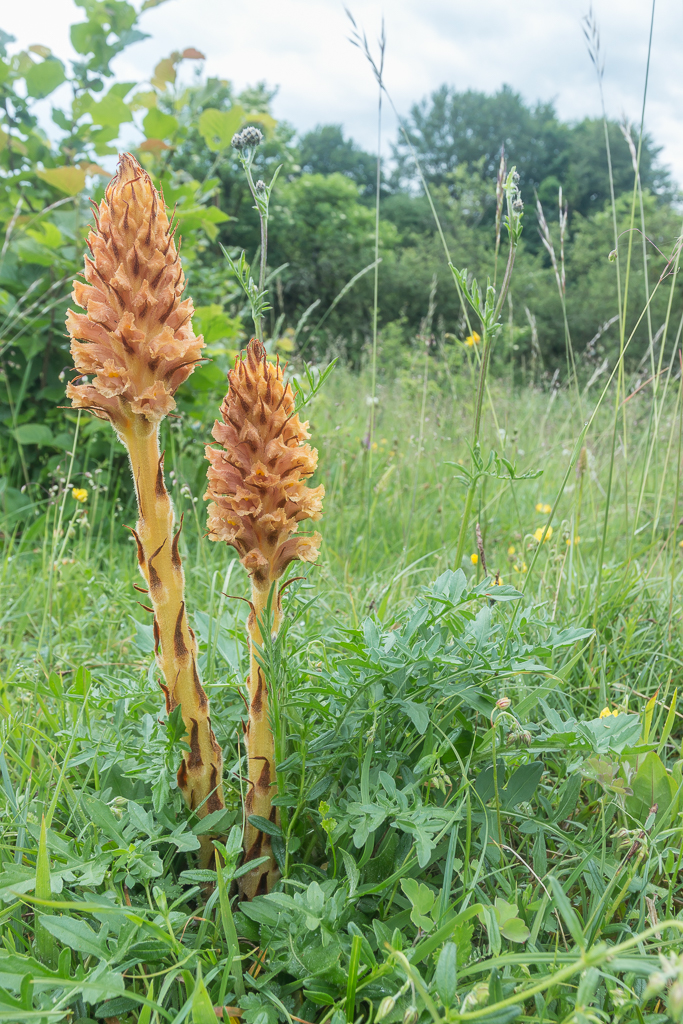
[507,545,516,556]
[533,526,553,543]
[535,502,552,514]
[514,562,528,573]
[72,487,88,502]
[494,576,503,585]
[566,536,581,546]
[464,331,481,347]
[470,553,479,565]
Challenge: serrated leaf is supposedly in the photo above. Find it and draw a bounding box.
[38,915,108,959]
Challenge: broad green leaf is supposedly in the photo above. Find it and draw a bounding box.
[625,750,675,826]
[501,762,543,808]
[12,423,54,446]
[143,107,178,140]
[37,915,108,959]
[89,92,133,129]
[25,58,65,98]
[36,166,86,195]
[198,106,245,151]
[500,916,530,943]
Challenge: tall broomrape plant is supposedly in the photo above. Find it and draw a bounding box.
[205,339,324,898]
[66,154,224,859]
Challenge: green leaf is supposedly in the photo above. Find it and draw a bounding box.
[400,878,435,932]
[248,814,282,837]
[25,58,65,98]
[398,699,430,735]
[36,166,86,195]
[549,876,585,949]
[192,966,216,1023]
[12,423,54,446]
[499,916,530,943]
[625,750,676,826]
[435,941,457,1008]
[37,915,108,959]
[198,105,245,151]
[89,92,133,129]
[501,762,543,808]
[143,107,178,140]
[34,817,56,968]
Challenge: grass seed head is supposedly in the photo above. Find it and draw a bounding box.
[66,152,204,430]
[205,339,324,588]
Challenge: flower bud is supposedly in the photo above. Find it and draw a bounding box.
[496,696,512,710]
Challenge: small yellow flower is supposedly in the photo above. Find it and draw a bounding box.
[535,502,552,514]
[464,331,481,347]
[371,441,378,450]
[566,536,581,546]
[612,709,619,717]
[380,438,387,445]
[470,553,479,565]
[494,576,503,585]
[507,545,516,556]
[599,707,611,719]
[514,562,528,573]
[533,526,553,543]
[679,539,683,548]
[72,487,88,502]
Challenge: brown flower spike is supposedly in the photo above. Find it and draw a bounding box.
[205,339,324,897]
[66,154,224,859]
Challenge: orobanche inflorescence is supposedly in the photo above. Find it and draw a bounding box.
[205,339,324,897]
[66,154,224,858]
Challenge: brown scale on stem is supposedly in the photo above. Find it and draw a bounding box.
[205,338,324,899]
[65,154,224,862]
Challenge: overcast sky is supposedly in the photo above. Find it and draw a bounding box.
[4,0,683,182]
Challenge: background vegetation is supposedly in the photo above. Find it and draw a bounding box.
[2,1,683,1022]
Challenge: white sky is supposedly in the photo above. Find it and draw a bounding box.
[4,0,683,183]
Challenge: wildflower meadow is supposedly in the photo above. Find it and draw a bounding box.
[1,2,683,1022]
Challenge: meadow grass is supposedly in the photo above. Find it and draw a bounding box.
[2,356,683,1020]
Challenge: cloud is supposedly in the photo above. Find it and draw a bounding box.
[4,0,682,181]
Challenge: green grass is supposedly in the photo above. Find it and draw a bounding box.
[2,363,683,1022]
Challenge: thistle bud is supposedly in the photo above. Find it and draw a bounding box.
[231,126,264,150]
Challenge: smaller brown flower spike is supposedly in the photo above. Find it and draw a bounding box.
[205,339,324,898]
[205,339,324,588]
[66,152,204,431]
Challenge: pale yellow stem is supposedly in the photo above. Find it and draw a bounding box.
[239,580,280,899]
[124,417,224,863]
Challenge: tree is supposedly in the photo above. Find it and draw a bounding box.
[394,84,672,219]
[298,124,377,196]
